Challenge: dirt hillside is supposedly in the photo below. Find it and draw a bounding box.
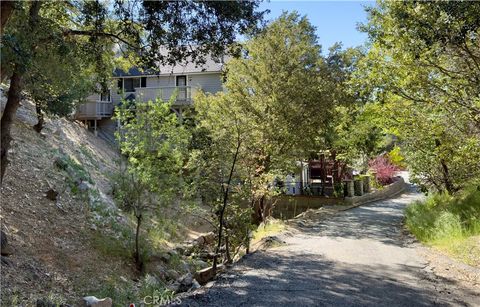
[0,95,139,305]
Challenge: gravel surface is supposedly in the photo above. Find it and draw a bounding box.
[179,186,480,306]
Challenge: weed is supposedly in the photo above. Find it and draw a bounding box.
[405,186,480,265]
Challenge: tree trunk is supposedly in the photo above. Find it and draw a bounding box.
[33,102,44,133]
[435,139,455,194]
[134,214,143,272]
[0,1,14,34]
[213,135,241,271]
[225,235,232,264]
[1,69,23,184]
[0,1,42,184]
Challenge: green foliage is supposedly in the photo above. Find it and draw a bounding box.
[355,1,480,192]
[387,146,406,169]
[53,150,93,195]
[405,186,480,242]
[115,99,190,196]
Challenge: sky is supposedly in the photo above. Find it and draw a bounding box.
[258,1,375,53]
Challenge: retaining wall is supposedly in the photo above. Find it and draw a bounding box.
[272,177,406,219]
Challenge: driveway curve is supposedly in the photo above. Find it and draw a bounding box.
[180,186,479,306]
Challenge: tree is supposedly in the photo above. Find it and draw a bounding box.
[112,163,151,272]
[355,1,480,192]
[215,12,336,224]
[0,0,265,184]
[187,92,252,270]
[114,98,191,271]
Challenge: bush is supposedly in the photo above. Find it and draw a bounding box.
[405,186,480,265]
[368,155,398,186]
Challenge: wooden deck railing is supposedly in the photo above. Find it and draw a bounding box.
[135,86,192,105]
[75,100,113,119]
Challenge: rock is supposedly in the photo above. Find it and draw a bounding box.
[167,269,180,280]
[179,260,190,272]
[45,189,59,201]
[198,252,216,260]
[192,259,209,270]
[194,266,216,285]
[175,245,186,255]
[166,281,180,293]
[155,266,168,280]
[79,296,112,307]
[78,181,90,192]
[36,299,57,307]
[176,273,193,293]
[191,279,201,291]
[203,232,216,245]
[1,230,13,256]
[195,236,206,246]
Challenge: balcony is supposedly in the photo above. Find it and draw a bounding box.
[75,100,113,120]
[134,86,192,105]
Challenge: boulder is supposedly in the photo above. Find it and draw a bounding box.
[176,273,193,293]
[191,279,201,291]
[192,259,209,270]
[45,189,59,201]
[79,296,112,307]
[1,230,13,256]
[194,266,216,285]
[179,260,190,272]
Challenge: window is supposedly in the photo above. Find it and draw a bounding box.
[123,78,140,92]
[100,90,111,102]
[119,77,147,92]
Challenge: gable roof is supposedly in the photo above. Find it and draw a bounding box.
[114,54,226,77]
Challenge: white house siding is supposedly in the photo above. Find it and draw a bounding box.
[106,73,222,107]
[189,73,223,97]
[111,80,123,106]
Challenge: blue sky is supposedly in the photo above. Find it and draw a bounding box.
[258,1,375,53]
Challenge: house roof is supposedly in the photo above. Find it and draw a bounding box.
[114,54,225,77]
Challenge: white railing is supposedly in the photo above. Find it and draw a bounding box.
[76,100,113,119]
[134,86,192,105]
[96,101,113,116]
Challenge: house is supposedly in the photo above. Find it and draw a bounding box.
[75,55,225,138]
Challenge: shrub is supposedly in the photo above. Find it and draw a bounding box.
[405,186,480,243]
[368,155,398,186]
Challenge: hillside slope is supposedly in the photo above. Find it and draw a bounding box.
[0,98,135,305]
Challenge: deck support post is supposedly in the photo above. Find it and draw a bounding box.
[94,119,98,136]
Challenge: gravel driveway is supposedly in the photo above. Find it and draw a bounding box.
[180,186,479,306]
